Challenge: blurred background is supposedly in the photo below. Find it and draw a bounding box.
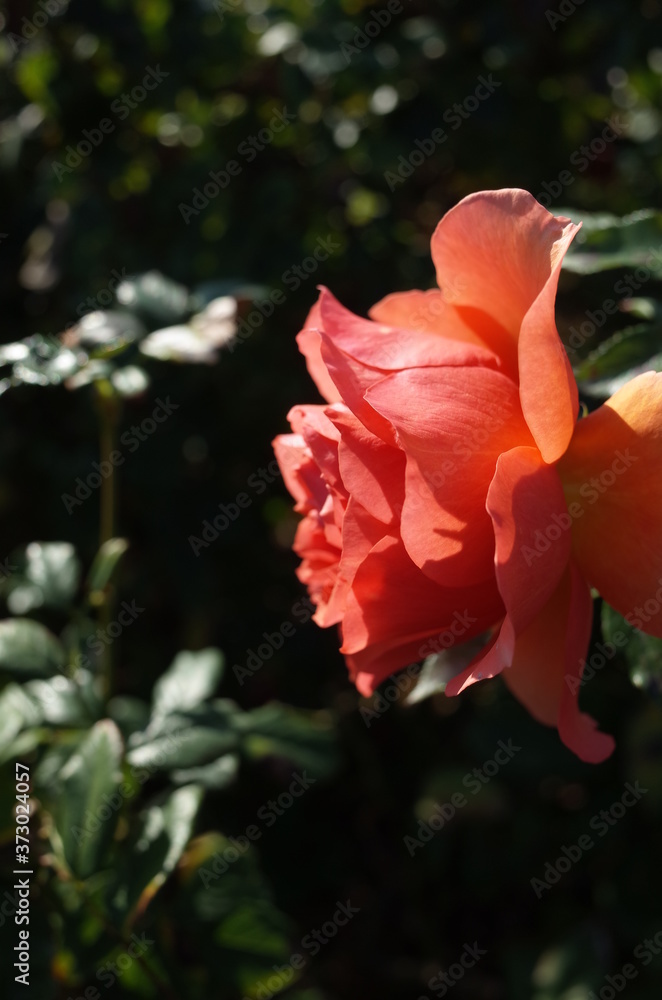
[2,0,662,998]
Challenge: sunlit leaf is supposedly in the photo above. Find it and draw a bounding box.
[152,647,224,717]
[53,719,124,879]
[562,209,662,274]
[0,618,65,678]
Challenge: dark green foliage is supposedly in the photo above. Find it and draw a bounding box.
[2,1,662,998]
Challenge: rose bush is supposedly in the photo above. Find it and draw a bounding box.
[273,188,662,763]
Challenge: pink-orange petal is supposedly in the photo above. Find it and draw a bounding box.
[518,239,579,463]
[431,188,579,338]
[366,365,534,586]
[557,372,662,637]
[328,404,406,526]
[370,289,518,378]
[502,562,615,763]
[340,535,504,695]
[295,298,342,404]
[487,445,571,635]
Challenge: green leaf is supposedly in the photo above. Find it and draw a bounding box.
[406,636,489,705]
[216,902,292,959]
[602,603,662,699]
[236,703,339,778]
[86,538,129,596]
[53,719,124,879]
[110,364,150,397]
[109,783,203,922]
[562,209,662,274]
[0,683,42,758]
[0,618,65,678]
[574,320,662,398]
[152,647,224,717]
[34,733,88,793]
[127,700,239,771]
[107,695,151,741]
[2,541,81,614]
[69,310,145,355]
[8,334,81,388]
[171,753,239,789]
[115,270,191,325]
[24,670,100,728]
[139,296,236,364]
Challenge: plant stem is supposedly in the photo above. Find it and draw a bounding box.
[95,382,122,701]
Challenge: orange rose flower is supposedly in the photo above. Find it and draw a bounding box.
[274,189,662,763]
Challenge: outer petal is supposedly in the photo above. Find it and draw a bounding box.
[340,535,504,695]
[518,239,579,463]
[487,446,571,636]
[366,366,534,586]
[447,445,573,694]
[431,189,578,338]
[320,497,386,627]
[287,404,342,494]
[295,299,342,404]
[447,563,614,763]
[557,372,662,637]
[328,404,405,527]
[293,515,341,617]
[430,189,580,463]
[502,562,615,763]
[272,433,328,515]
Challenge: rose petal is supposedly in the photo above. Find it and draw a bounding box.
[487,445,571,635]
[341,535,504,694]
[431,188,578,338]
[558,372,662,637]
[366,366,534,586]
[328,404,405,526]
[295,299,342,404]
[503,563,615,763]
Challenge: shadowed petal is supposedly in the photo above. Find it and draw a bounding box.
[558,372,662,637]
[503,563,615,763]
